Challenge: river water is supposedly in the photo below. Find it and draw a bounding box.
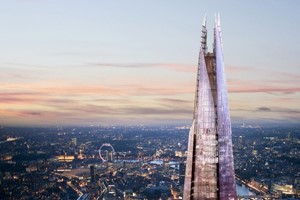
[236,183,255,196]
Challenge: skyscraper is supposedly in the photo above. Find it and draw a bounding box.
[184,15,237,200]
[90,165,95,182]
[179,162,186,186]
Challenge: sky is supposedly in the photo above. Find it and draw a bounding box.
[0,0,299,126]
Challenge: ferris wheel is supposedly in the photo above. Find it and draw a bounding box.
[98,143,115,162]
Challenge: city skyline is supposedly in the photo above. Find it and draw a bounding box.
[0,1,299,126]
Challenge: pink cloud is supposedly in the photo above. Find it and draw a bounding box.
[87,62,195,72]
[229,85,300,94]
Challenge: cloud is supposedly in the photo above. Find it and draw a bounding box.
[0,84,192,103]
[2,62,54,70]
[0,61,299,126]
[20,111,42,116]
[275,108,300,114]
[256,107,271,112]
[88,62,156,68]
[230,87,300,94]
[89,98,131,104]
[227,65,300,79]
[251,107,300,115]
[124,107,192,115]
[226,65,300,94]
[155,98,192,108]
[226,66,254,72]
[228,83,300,94]
[157,98,191,104]
[0,92,77,105]
[0,92,43,104]
[55,103,192,117]
[234,107,300,115]
[131,87,191,96]
[0,103,193,126]
[67,104,122,115]
[55,51,111,57]
[87,62,195,72]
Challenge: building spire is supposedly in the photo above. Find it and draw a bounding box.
[215,13,223,51]
[217,13,221,28]
[201,14,207,53]
[202,13,207,27]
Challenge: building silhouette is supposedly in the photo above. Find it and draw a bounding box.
[71,137,77,146]
[179,162,185,186]
[90,165,95,183]
[184,15,237,200]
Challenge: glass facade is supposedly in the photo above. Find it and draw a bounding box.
[184,16,237,200]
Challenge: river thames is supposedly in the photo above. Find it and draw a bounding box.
[236,183,255,196]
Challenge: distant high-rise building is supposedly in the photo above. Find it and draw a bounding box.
[90,165,95,182]
[108,151,114,162]
[184,15,237,199]
[179,162,185,186]
[71,137,77,146]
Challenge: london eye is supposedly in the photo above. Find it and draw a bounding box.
[98,143,115,162]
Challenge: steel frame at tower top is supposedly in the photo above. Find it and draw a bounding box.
[183,15,237,200]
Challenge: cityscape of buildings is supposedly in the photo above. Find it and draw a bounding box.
[0,125,299,199]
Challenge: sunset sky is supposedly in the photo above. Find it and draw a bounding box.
[0,1,299,126]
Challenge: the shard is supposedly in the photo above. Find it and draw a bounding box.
[183,15,237,200]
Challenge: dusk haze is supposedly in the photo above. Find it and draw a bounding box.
[0,1,299,126]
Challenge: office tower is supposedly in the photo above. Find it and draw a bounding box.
[179,162,185,186]
[105,151,109,161]
[71,137,77,146]
[109,151,114,162]
[184,15,237,200]
[90,165,95,182]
